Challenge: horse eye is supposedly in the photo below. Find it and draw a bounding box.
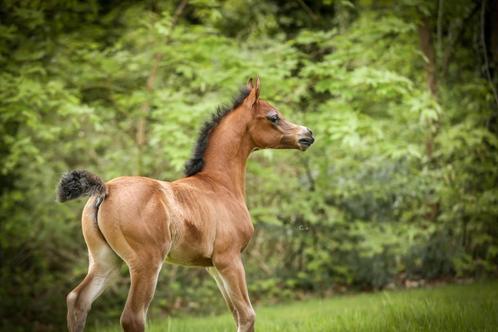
[267,114,279,124]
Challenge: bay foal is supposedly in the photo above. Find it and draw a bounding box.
[58,78,314,332]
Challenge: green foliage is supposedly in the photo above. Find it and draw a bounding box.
[1,0,497,330]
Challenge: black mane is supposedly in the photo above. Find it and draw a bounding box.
[184,87,251,177]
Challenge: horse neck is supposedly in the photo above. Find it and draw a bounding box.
[199,107,253,199]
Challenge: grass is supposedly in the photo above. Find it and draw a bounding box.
[91,281,498,332]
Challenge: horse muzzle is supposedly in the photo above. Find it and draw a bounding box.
[297,127,315,151]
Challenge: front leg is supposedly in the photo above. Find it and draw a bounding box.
[207,267,238,324]
[213,255,255,332]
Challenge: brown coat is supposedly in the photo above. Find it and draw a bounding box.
[60,78,314,332]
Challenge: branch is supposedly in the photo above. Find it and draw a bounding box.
[135,0,188,174]
[295,0,320,21]
[300,156,316,192]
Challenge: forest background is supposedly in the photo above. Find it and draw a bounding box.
[1,0,497,330]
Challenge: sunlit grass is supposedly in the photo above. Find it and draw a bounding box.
[91,281,498,332]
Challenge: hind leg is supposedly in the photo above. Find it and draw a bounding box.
[120,255,163,332]
[121,255,162,332]
[66,246,119,332]
[67,209,120,332]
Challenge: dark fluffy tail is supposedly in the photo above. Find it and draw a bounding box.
[56,170,106,203]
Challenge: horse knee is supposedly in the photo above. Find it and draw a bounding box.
[239,308,255,331]
[121,310,145,332]
[247,309,256,324]
[66,291,78,310]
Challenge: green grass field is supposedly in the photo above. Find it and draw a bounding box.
[92,281,498,332]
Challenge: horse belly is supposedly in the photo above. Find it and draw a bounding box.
[165,252,213,267]
[165,243,213,267]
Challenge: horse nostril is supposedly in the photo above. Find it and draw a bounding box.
[298,137,315,146]
[307,128,313,136]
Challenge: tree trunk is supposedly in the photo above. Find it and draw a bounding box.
[418,19,438,98]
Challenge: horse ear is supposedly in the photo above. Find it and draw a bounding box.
[247,77,254,90]
[245,76,260,107]
[255,76,261,98]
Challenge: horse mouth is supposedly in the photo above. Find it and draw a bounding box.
[298,137,315,150]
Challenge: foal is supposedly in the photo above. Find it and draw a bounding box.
[58,77,314,332]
